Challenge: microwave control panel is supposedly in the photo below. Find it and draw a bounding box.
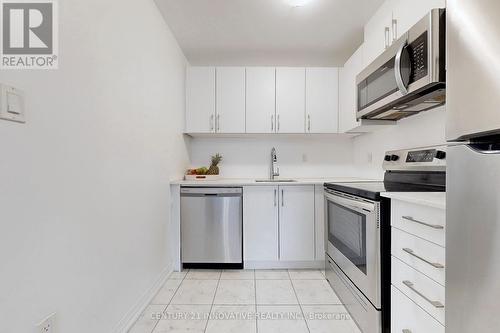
[408,32,428,83]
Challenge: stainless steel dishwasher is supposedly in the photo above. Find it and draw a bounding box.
[180,187,243,268]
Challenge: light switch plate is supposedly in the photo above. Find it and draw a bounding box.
[36,313,56,333]
[0,84,25,123]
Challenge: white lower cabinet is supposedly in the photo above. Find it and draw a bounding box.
[279,185,315,261]
[390,198,446,330]
[392,257,445,325]
[392,227,445,285]
[243,185,315,265]
[243,186,279,261]
[392,286,445,333]
[392,199,446,246]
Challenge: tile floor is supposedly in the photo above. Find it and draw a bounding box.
[129,269,361,333]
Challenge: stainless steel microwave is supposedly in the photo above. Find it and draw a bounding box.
[356,8,446,121]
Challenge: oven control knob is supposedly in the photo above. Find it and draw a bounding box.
[390,154,399,161]
[435,150,446,160]
[384,155,392,161]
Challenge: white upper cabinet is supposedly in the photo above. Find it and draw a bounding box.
[392,0,445,39]
[279,185,315,261]
[363,0,395,68]
[276,68,306,133]
[186,67,216,133]
[186,66,340,135]
[305,68,339,133]
[339,45,364,133]
[216,67,246,133]
[246,67,276,133]
[363,0,445,68]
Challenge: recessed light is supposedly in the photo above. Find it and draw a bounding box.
[285,0,313,7]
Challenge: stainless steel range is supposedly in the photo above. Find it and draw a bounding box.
[324,145,446,333]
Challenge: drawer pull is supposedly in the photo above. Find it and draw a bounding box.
[402,280,444,308]
[402,330,412,333]
[402,216,444,229]
[402,248,444,268]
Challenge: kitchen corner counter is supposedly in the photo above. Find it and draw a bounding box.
[170,177,379,186]
[381,192,446,210]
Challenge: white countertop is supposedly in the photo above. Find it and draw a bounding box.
[171,177,379,186]
[381,192,446,210]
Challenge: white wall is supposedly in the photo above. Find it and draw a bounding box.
[353,107,446,179]
[189,136,361,178]
[0,0,189,332]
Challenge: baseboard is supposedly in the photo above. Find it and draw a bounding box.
[244,260,324,269]
[113,266,172,333]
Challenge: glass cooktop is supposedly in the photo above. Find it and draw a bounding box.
[325,179,446,201]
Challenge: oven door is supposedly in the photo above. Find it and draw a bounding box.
[325,190,381,308]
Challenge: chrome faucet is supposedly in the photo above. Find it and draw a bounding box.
[270,147,280,180]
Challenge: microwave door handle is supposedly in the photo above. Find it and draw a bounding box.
[395,41,409,95]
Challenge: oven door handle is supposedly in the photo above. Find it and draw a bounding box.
[325,192,376,213]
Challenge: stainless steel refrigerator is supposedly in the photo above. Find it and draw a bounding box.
[446,0,500,332]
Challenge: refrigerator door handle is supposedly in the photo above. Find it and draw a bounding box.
[468,142,500,154]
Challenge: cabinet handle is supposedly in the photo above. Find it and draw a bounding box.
[210,115,214,132]
[384,27,390,49]
[217,114,220,132]
[307,114,311,132]
[392,19,398,42]
[402,248,444,269]
[281,189,284,206]
[402,216,444,230]
[271,114,274,132]
[277,114,280,132]
[402,330,412,333]
[402,280,444,308]
[274,189,277,207]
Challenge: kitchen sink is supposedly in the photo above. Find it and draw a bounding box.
[254,179,297,183]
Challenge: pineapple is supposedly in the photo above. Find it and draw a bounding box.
[207,153,222,175]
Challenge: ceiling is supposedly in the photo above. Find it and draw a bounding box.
[154,0,384,66]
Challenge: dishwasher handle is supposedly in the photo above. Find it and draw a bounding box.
[180,187,243,197]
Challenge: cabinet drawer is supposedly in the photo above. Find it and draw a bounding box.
[391,285,445,333]
[391,200,445,246]
[392,228,445,286]
[392,257,445,325]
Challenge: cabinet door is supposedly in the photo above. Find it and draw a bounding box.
[246,67,276,133]
[216,67,246,133]
[186,67,216,133]
[243,186,279,261]
[363,0,394,68]
[305,68,339,133]
[276,68,306,133]
[391,286,445,333]
[314,185,326,261]
[339,45,364,133]
[392,0,445,39]
[279,185,315,261]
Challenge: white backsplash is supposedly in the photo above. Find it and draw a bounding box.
[353,107,447,179]
[189,135,365,179]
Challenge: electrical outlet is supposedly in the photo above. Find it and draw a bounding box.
[36,313,56,333]
[302,153,308,162]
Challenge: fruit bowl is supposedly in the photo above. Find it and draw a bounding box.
[184,174,220,181]
[185,153,223,181]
